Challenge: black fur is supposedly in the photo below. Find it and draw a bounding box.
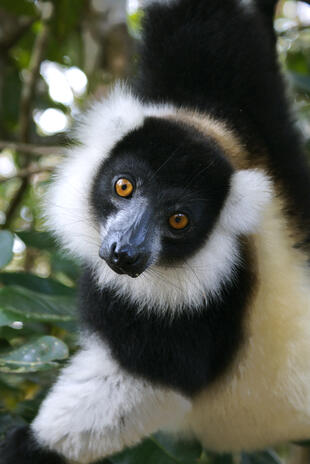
[136,0,310,246]
[0,426,65,464]
[258,0,278,17]
[91,117,233,265]
[79,241,255,397]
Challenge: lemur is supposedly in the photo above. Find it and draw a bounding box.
[2,1,310,463]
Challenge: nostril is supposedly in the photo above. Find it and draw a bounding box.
[111,243,119,263]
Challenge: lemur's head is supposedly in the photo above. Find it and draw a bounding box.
[91,117,233,278]
[46,87,271,310]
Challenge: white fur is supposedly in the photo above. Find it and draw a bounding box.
[220,170,272,235]
[32,335,190,463]
[45,87,272,314]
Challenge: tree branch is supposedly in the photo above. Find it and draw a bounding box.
[0,15,36,51]
[0,141,63,157]
[19,4,54,143]
[0,166,54,183]
[3,2,54,228]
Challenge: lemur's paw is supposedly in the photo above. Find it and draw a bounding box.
[0,425,66,464]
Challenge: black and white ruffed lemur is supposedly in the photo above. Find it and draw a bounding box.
[2,0,310,463]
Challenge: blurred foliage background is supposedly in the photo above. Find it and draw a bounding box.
[0,1,309,463]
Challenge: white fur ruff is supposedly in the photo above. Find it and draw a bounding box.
[45,86,272,314]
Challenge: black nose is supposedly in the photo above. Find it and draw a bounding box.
[110,243,140,268]
[99,240,150,278]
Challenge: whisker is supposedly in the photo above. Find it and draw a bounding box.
[46,202,100,233]
[146,145,183,184]
[184,261,208,304]
[183,161,216,190]
[145,268,185,294]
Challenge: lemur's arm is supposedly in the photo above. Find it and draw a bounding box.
[137,0,278,118]
[1,336,190,464]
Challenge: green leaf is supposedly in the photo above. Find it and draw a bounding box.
[241,450,282,464]
[0,231,14,269]
[111,434,203,464]
[128,10,144,38]
[152,432,202,462]
[0,308,23,327]
[0,336,69,373]
[205,452,235,463]
[17,231,56,251]
[286,50,309,75]
[0,307,48,335]
[111,439,178,464]
[0,285,76,322]
[51,252,81,281]
[0,272,76,296]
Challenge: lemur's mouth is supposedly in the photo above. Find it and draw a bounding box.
[105,262,143,279]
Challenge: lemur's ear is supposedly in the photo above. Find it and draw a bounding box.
[219,170,272,235]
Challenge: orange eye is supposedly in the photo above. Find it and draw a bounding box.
[169,213,189,230]
[115,178,134,197]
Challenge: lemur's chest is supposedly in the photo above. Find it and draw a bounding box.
[189,202,310,451]
[83,255,251,397]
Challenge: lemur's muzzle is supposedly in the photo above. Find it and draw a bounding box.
[99,206,155,278]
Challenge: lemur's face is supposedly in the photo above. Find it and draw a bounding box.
[47,91,270,308]
[91,117,233,278]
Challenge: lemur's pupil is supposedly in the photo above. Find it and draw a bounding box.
[122,185,127,190]
[175,217,181,223]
